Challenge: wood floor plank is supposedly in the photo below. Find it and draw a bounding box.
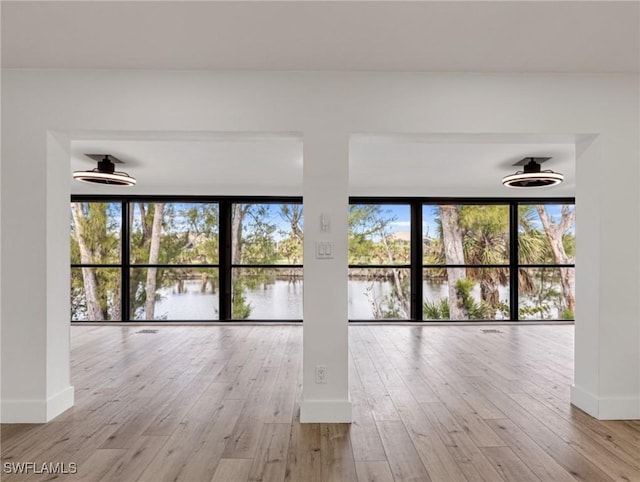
[285,417,322,482]
[466,376,616,481]
[485,418,576,482]
[248,423,291,482]
[349,359,388,462]
[355,461,395,482]
[387,386,466,482]
[479,446,540,482]
[320,423,358,482]
[376,420,432,482]
[420,402,505,481]
[101,435,169,482]
[212,458,253,482]
[223,366,280,458]
[2,324,638,482]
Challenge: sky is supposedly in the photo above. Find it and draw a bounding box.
[83,201,573,239]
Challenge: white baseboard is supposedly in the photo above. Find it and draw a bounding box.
[571,384,639,420]
[300,399,352,423]
[1,386,74,423]
[47,386,75,421]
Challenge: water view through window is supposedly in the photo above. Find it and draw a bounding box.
[71,198,574,322]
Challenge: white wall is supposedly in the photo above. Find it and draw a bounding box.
[1,70,638,422]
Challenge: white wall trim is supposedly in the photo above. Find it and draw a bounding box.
[2,399,47,423]
[300,399,352,423]
[598,396,640,420]
[571,384,640,420]
[46,385,74,421]
[1,385,74,423]
[570,384,599,417]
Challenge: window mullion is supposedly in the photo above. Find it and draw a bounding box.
[411,201,423,320]
[219,201,232,320]
[121,201,131,321]
[510,201,519,321]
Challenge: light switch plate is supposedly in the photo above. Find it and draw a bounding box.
[315,241,334,259]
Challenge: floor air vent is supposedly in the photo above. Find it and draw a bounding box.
[481,329,503,334]
[136,329,159,334]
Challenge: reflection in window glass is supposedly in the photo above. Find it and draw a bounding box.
[348,268,411,319]
[130,268,219,320]
[349,205,410,265]
[70,202,121,264]
[519,267,575,320]
[422,268,510,321]
[232,268,302,319]
[130,202,219,265]
[71,268,121,321]
[518,204,575,265]
[423,204,509,265]
[231,203,303,265]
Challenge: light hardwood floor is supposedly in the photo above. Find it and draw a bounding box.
[2,325,639,481]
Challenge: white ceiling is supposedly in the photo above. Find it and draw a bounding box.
[3,1,638,73]
[10,2,596,196]
[349,135,576,197]
[70,134,576,197]
[70,135,304,195]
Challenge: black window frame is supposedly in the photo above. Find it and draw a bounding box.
[71,195,303,322]
[71,195,574,323]
[349,197,575,322]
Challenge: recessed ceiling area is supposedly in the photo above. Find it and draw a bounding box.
[349,135,576,197]
[70,135,304,196]
[70,133,575,197]
[3,1,638,73]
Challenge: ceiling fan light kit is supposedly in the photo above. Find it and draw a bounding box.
[502,157,563,188]
[73,155,136,186]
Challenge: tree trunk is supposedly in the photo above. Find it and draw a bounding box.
[112,276,122,321]
[71,203,105,321]
[231,204,248,264]
[380,234,410,318]
[440,205,467,319]
[536,205,575,313]
[480,277,499,317]
[144,203,164,320]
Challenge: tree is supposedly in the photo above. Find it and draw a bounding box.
[70,202,121,321]
[458,205,509,318]
[536,204,575,315]
[144,203,164,320]
[71,203,104,321]
[439,205,467,319]
[349,205,410,318]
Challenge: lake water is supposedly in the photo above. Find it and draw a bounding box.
[148,279,551,320]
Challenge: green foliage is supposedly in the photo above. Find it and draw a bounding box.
[422,278,494,320]
[423,298,450,320]
[232,279,252,319]
[560,307,575,320]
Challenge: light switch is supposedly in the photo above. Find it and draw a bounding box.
[325,242,332,256]
[320,214,330,232]
[315,241,334,259]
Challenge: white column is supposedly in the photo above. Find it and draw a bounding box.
[300,131,351,423]
[0,132,74,422]
[572,134,640,419]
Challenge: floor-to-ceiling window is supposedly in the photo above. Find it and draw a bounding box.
[347,198,574,322]
[72,196,573,322]
[71,201,122,321]
[71,197,303,322]
[230,203,303,320]
[348,203,412,319]
[422,203,511,321]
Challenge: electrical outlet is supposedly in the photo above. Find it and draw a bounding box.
[315,365,327,384]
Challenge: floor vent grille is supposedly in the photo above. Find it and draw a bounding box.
[481,329,503,334]
[136,329,159,334]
